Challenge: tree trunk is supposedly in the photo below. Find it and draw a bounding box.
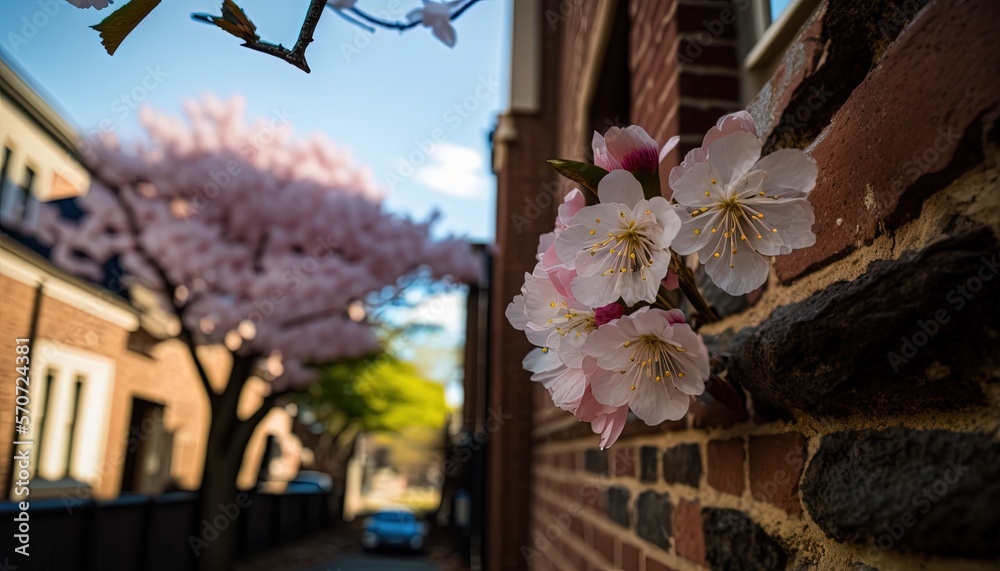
[194,416,254,571]
[193,354,266,571]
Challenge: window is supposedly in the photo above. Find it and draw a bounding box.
[0,146,11,193]
[18,342,114,489]
[768,0,793,24]
[739,0,822,101]
[0,146,13,220]
[20,166,38,224]
[33,367,58,473]
[64,375,85,477]
[121,398,172,494]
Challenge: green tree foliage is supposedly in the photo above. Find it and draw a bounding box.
[302,353,448,436]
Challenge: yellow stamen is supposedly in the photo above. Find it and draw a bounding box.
[713,252,721,258]
[589,229,596,235]
[694,229,701,235]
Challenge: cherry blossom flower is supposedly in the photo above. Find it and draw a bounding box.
[555,171,681,307]
[574,385,629,449]
[535,188,585,291]
[523,352,627,448]
[583,307,709,424]
[670,111,758,187]
[522,348,588,411]
[407,0,461,47]
[670,130,817,296]
[593,126,680,177]
[518,266,597,368]
[507,189,593,356]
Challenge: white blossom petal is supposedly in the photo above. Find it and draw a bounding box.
[753,149,818,198]
[597,170,644,206]
[700,242,771,296]
[706,131,761,188]
[630,379,690,424]
[523,348,561,374]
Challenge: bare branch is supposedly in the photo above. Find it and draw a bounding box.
[103,181,222,404]
[280,305,349,329]
[340,0,485,31]
[191,0,485,73]
[195,0,327,73]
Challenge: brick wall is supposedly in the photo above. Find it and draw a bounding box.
[492,0,1000,569]
[0,262,292,499]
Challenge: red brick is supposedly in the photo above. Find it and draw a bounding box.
[621,541,642,570]
[680,73,740,100]
[676,5,738,37]
[646,557,679,571]
[707,438,746,496]
[613,446,637,477]
[672,500,706,565]
[749,432,807,515]
[772,0,1000,281]
[689,398,747,429]
[593,526,616,564]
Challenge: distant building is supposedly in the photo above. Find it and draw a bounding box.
[0,53,301,502]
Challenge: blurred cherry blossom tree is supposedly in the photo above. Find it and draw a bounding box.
[7,95,479,570]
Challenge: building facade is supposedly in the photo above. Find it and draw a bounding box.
[489,1,1000,570]
[0,55,300,502]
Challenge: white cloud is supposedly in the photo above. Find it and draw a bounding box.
[414,143,490,199]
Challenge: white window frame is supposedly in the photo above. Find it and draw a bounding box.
[27,340,115,485]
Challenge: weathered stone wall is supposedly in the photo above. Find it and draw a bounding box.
[496,0,1000,570]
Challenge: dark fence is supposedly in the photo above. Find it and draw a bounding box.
[0,490,332,570]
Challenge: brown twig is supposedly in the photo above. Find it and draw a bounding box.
[238,0,327,73]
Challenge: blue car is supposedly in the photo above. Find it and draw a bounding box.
[361,509,427,552]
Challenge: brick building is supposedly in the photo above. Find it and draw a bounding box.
[0,55,300,502]
[487,1,1000,570]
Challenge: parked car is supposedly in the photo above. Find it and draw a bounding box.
[361,508,427,552]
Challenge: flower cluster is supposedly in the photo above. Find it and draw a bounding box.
[507,112,818,446]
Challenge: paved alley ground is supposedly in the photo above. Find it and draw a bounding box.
[234,520,468,571]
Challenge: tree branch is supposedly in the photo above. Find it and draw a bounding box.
[192,0,485,73]
[104,181,221,404]
[341,0,485,31]
[280,305,349,329]
[241,0,325,73]
[195,0,327,73]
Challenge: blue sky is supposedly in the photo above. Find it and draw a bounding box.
[1,0,509,243]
